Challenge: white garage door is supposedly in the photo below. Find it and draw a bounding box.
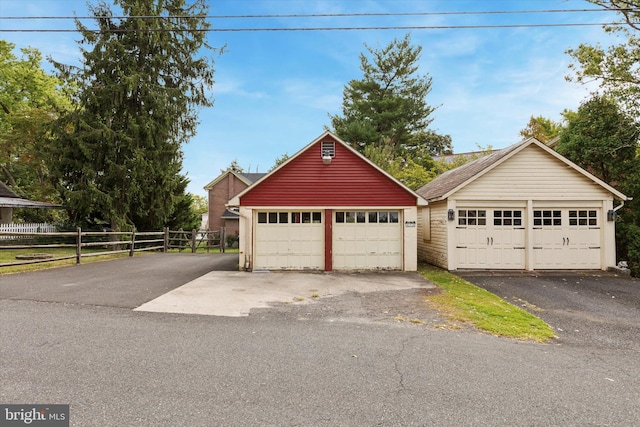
[455,209,526,269]
[254,211,324,270]
[533,209,601,269]
[333,210,402,270]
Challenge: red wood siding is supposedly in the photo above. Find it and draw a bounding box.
[240,137,416,206]
[324,209,332,271]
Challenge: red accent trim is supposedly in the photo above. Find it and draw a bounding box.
[324,209,332,271]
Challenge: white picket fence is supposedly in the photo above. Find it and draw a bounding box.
[0,223,57,234]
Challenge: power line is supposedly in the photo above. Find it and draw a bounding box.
[0,22,625,33]
[2,7,636,33]
[1,8,639,21]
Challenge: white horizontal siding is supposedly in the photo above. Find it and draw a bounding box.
[418,201,448,269]
[455,145,611,201]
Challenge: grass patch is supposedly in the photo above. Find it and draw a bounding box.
[0,248,133,274]
[419,265,556,342]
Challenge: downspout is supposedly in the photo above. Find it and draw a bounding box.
[612,198,632,219]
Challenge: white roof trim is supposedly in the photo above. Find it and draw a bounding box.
[203,170,251,190]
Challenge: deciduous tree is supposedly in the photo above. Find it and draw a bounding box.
[566,0,640,114]
[557,95,640,276]
[519,116,563,143]
[0,40,70,221]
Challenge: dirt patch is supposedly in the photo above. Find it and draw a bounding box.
[251,287,470,330]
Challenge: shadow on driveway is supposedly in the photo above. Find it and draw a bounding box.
[456,270,640,351]
[0,253,238,309]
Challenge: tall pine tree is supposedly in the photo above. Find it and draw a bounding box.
[49,0,218,230]
[330,34,440,157]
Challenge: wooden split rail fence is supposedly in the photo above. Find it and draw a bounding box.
[0,227,226,268]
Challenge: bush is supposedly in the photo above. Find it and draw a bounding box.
[226,234,239,249]
[617,222,640,277]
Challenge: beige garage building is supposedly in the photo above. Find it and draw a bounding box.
[416,138,629,271]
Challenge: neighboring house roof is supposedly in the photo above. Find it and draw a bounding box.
[229,130,428,206]
[0,181,61,208]
[0,181,19,198]
[239,173,267,183]
[221,209,239,220]
[203,170,266,190]
[416,137,628,202]
[432,150,495,165]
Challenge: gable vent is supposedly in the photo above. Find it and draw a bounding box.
[321,141,335,158]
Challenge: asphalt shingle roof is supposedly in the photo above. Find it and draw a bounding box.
[0,181,18,198]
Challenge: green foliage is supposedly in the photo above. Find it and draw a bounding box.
[567,1,640,115]
[617,222,640,277]
[48,0,219,231]
[330,34,452,189]
[557,95,638,183]
[269,153,290,172]
[0,40,71,220]
[224,159,244,174]
[330,34,445,157]
[557,95,640,276]
[190,194,208,216]
[519,116,563,143]
[362,144,436,190]
[165,176,200,232]
[432,144,494,175]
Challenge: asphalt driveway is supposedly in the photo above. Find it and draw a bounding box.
[456,270,640,351]
[0,253,435,319]
[0,253,238,308]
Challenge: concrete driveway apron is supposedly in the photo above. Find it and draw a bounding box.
[456,271,640,351]
[135,270,434,317]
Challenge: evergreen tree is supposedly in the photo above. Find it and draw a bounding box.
[330,34,442,157]
[49,0,218,231]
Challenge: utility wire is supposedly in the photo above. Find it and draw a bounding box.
[0,22,627,33]
[2,7,636,32]
[1,8,639,20]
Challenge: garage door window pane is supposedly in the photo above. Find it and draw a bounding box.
[268,212,278,223]
[335,212,344,223]
[379,212,388,223]
[369,212,378,223]
[292,212,301,223]
[313,212,322,223]
[459,210,486,226]
[346,212,356,223]
[478,211,486,226]
[589,211,597,226]
[258,212,267,223]
[302,212,311,223]
[279,212,288,223]
[533,210,561,226]
[495,210,522,226]
[389,212,399,223]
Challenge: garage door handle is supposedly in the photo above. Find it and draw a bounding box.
[487,237,490,245]
[566,237,569,245]
[563,237,566,245]
[491,237,493,245]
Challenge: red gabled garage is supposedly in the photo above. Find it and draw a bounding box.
[228,131,427,271]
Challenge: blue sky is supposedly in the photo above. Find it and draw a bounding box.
[0,0,620,197]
